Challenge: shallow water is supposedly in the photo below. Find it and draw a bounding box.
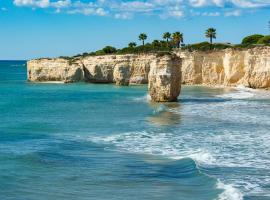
[0,61,270,200]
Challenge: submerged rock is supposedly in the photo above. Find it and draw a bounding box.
[148,54,182,102]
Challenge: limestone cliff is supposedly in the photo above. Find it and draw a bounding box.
[27,46,270,89]
[177,46,270,89]
[27,58,84,83]
[28,54,155,85]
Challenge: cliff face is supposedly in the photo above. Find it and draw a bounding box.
[27,58,84,82]
[177,46,270,88]
[28,54,155,85]
[27,46,270,89]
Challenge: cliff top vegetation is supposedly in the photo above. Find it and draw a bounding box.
[58,29,270,59]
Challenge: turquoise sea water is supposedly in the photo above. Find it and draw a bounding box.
[1,61,270,200]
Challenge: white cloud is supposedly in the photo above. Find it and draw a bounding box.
[51,0,71,9]
[189,0,224,7]
[160,6,185,19]
[224,9,241,16]
[12,0,270,18]
[14,0,50,8]
[188,0,270,8]
[114,12,133,19]
[189,0,208,7]
[202,11,220,16]
[118,1,155,12]
[231,0,270,8]
[67,5,108,16]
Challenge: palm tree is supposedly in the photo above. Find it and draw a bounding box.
[172,32,183,48]
[205,28,216,44]
[163,32,171,44]
[128,42,137,48]
[139,33,147,46]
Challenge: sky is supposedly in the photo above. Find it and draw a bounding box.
[0,0,270,60]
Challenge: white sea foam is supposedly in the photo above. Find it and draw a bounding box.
[132,94,151,102]
[39,81,65,84]
[90,131,216,166]
[216,86,255,99]
[216,181,243,200]
[89,126,270,169]
[216,85,270,100]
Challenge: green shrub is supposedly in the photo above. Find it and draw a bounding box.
[117,47,137,54]
[212,43,232,50]
[94,50,105,55]
[183,42,232,51]
[257,35,270,44]
[102,46,117,54]
[233,43,250,48]
[183,42,211,51]
[242,34,264,45]
[116,43,172,54]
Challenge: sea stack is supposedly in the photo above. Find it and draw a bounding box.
[148,54,182,102]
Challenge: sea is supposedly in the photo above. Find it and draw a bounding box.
[0,60,270,200]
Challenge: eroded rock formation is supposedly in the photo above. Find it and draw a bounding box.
[148,54,181,102]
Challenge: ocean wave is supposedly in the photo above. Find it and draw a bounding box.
[89,131,216,166]
[216,181,243,200]
[89,129,270,169]
[88,128,270,199]
[89,131,245,200]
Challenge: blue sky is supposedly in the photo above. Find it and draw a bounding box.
[0,0,269,60]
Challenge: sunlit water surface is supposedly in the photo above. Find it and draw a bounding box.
[1,61,270,200]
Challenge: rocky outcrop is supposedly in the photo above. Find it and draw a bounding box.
[177,46,270,88]
[148,55,181,102]
[27,58,84,83]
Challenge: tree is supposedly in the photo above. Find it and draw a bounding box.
[172,32,183,48]
[128,42,137,48]
[242,34,264,45]
[205,28,216,44]
[102,46,117,54]
[163,32,171,44]
[257,35,270,44]
[139,33,147,46]
[152,40,160,47]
